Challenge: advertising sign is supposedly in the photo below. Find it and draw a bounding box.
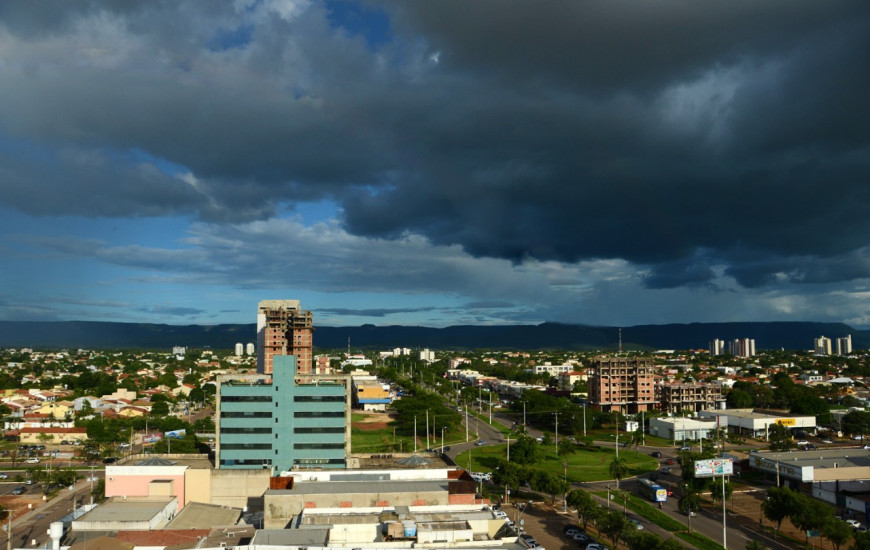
[165,429,186,439]
[694,458,733,478]
[776,418,796,426]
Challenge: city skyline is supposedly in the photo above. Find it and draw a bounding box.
[1,2,869,328]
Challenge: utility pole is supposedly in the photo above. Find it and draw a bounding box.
[426,410,430,451]
[553,411,559,446]
[583,401,586,437]
[414,416,417,452]
[488,392,492,425]
[465,406,468,442]
[523,401,526,429]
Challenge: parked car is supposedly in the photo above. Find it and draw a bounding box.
[661,467,671,473]
[679,445,691,451]
[651,451,662,458]
[475,440,487,446]
[846,519,862,529]
[822,439,834,444]
[25,458,39,464]
[629,519,643,530]
[572,533,590,543]
[587,544,609,550]
[796,440,809,446]
[0,473,8,479]
[665,458,676,465]
[11,486,26,495]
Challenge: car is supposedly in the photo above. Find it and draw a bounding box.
[629,519,643,530]
[564,527,582,536]
[822,439,834,444]
[846,519,862,529]
[11,486,25,495]
[520,534,535,541]
[25,458,39,464]
[858,526,870,534]
[796,440,809,446]
[661,467,671,473]
[679,445,691,451]
[587,544,609,550]
[665,458,676,465]
[854,435,865,441]
[119,443,131,449]
[102,457,117,464]
[24,479,32,485]
[651,451,662,458]
[0,473,8,479]
[475,440,487,446]
[572,533,590,543]
[495,511,508,519]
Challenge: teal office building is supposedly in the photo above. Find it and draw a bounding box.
[216,355,350,471]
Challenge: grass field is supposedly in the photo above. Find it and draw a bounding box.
[455,443,657,481]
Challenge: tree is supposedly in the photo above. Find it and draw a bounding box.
[710,478,733,506]
[625,531,661,550]
[767,423,793,452]
[557,439,576,458]
[822,517,853,550]
[609,456,629,490]
[530,470,569,506]
[510,436,541,466]
[599,509,630,549]
[492,461,522,496]
[678,489,701,533]
[150,401,170,416]
[790,495,833,544]
[567,489,600,530]
[762,487,800,536]
[842,410,870,438]
[745,541,766,550]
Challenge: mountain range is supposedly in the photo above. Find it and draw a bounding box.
[0,320,865,352]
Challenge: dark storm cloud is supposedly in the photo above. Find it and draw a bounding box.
[320,306,439,317]
[0,1,869,291]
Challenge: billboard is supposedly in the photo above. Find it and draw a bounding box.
[165,429,187,439]
[694,458,733,478]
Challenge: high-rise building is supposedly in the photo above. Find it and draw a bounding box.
[234,342,244,356]
[814,336,832,355]
[660,383,723,413]
[216,355,350,472]
[588,357,658,414]
[728,338,755,357]
[246,342,255,356]
[836,335,852,356]
[257,300,314,374]
[709,339,725,356]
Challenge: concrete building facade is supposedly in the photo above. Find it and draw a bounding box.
[588,357,658,413]
[217,355,350,472]
[256,299,314,375]
[659,383,723,413]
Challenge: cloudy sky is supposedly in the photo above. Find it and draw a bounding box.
[1,1,869,329]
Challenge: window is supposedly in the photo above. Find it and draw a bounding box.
[220,427,272,434]
[294,411,344,418]
[220,443,272,450]
[294,395,345,402]
[294,427,345,434]
[294,443,345,450]
[221,396,272,402]
[220,411,272,418]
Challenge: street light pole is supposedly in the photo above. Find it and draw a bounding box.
[562,462,568,512]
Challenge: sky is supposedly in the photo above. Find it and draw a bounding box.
[1,1,869,329]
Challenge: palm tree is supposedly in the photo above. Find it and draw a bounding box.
[609,456,629,490]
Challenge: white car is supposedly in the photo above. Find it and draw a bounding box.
[629,519,643,530]
[796,440,809,446]
[846,519,862,529]
[25,458,39,464]
[587,544,609,550]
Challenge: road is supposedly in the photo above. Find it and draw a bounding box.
[0,472,103,549]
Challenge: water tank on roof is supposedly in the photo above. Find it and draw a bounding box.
[402,520,417,537]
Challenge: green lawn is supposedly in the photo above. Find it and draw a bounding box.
[455,443,657,481]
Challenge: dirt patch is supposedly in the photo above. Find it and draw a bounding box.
[355,422,390,431]
[352,412,395,431]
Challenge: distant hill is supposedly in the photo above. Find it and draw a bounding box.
[0,320,867,352]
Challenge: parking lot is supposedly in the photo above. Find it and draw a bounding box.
[502,501,590,550]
